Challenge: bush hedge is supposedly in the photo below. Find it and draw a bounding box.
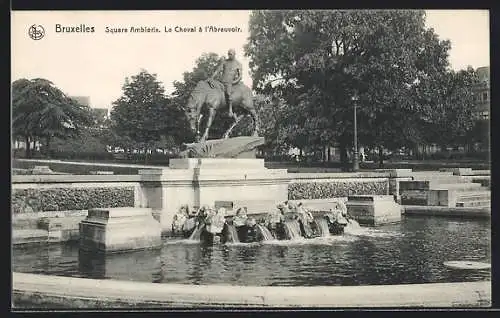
[12,187,135,214]
[427,151,490,161]
[288,180,388,200]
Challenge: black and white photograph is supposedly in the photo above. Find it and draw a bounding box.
[11,9,491,309]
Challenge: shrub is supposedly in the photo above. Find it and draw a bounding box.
[288,180,389,200]
[50,151,115,161]
[11,187,135,213]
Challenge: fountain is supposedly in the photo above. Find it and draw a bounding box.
[255,224,274,241]
[313,218,330,237]
[169,199,354,245]
[283,219,302,240]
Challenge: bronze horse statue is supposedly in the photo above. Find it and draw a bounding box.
[185,79,259,142]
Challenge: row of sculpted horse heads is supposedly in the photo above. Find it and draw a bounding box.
[171,200,357,245]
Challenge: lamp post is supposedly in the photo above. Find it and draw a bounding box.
[352,93,360,172]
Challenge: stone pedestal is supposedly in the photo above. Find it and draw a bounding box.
[346,195,401,226]
[79,207,162,253]
[139,158,289,234]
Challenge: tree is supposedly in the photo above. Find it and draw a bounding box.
[244,10,453,167]
[109,70,185,161]
[251,95,285,151]
[12,78,93,158]
[49,128,109,158]
[416,67,479,149]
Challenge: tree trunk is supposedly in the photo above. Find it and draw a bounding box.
[340,138,349,171]
[378,145,384,168]
[25,136,31,158]
[45,136,51,159]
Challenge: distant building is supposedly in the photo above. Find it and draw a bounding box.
[69,96,109,126]
[474,66,490,120]
[472,66,490,151]
[70,95,91,107]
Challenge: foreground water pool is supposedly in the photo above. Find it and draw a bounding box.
[12,216,491,286]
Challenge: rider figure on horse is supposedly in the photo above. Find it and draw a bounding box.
[210,48,242,118]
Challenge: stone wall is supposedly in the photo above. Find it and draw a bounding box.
[12,173,396,215]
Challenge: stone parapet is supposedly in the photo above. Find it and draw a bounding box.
[12,273,491,308]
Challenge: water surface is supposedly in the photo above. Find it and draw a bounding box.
[12,216,491,286]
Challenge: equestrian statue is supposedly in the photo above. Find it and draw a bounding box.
[185,48,259,142]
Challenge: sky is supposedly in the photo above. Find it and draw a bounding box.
[11,10,490,110]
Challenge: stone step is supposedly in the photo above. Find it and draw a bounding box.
[400,181,481,191]
[12,229,48,245]
[411,176,469,184]
[411,172,460,177]
[430,183,482,191]
[456,201,491,208]
[403,205,490,219]
[472,178,491,188]
[457,190,491,202]
[412,171,454,176]
[438,168,490,176]
[458,170,491,176]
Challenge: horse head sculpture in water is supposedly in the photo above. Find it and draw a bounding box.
[185,79,260,142]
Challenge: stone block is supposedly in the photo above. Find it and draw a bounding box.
[439,168,473,176]
[79,207,162,253]
[427,190,458,207]
[346,195,401,226]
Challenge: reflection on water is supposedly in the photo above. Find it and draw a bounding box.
[12,216,491,286]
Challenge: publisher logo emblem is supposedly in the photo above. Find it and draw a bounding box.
[28,24,45,40]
